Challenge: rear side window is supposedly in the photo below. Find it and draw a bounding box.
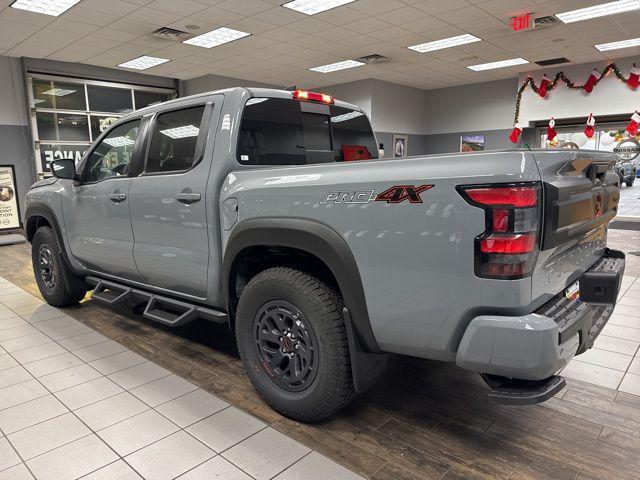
[146,106,205,174]
[237,98,377,165]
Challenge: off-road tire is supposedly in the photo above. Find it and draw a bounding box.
[236,267,354,422]
[32,226,86,307]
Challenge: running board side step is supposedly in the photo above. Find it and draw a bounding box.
[86,276,226,327]
[480,373,566,406]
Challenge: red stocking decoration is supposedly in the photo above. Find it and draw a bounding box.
[627,112,640,136]
[547,118,557,141]
[583,69,601,93]
[538,75,550,98]
[584,114,596,138]
[628,63,640,89]
[509,123,522,143]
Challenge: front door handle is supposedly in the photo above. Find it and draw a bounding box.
[109,192,127,203]
[175,192,201,204]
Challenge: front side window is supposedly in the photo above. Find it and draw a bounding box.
[146,106,206,174]
[237,97,378,165]
[84,120,140,183]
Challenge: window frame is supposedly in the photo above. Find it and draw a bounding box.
[140,102,213,177]
[79,118,144,185]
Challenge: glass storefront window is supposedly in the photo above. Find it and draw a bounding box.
[135,91,172,109]
[90,115,120,140]
[36,112,90,142]
[32,78,86,110]
[541,131,598,150]
[87,85,133,113]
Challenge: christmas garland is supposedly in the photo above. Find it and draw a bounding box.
[513,62,636,125]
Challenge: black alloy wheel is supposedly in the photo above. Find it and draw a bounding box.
[253,300,318,392]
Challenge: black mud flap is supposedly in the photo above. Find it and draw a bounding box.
[481,373,566,406]
[343,307,387,394]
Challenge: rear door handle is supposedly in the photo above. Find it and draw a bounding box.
[109,192,127,203]
[175,192,201,204]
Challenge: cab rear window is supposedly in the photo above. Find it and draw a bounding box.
[237,97,377,165]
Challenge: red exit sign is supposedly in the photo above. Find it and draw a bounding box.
[510,13,534,31]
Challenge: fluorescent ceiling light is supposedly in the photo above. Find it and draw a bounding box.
[555,0,640,23]
[595,36,640,51]
[42,88,76,96]
[11,0,81,16]
[310,59,365,73]
[282,0,356,15]
[160,125,200,139]
[118,56,170,70]
[103,136,135,147]
[331,111,364,123]
[467,57,529,71]
[408,34,481,53]
[183,27,250,48]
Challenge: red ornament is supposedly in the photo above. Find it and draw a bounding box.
[626,111,640,136]
[509,123,523,143]
[547,118,557,141]
[538,75,550,98]
[583,69,601,93]
[628,63,640,89]
[585,114,596,138]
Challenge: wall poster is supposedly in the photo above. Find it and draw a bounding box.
[0,165,21,231]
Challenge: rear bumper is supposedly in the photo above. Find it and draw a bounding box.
[456,248,625,381]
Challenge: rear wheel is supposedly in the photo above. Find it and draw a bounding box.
[236,267,354,422]
[32,227,86,307]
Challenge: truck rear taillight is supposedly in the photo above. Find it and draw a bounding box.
[292,89,334,104]
[458,183,541,279]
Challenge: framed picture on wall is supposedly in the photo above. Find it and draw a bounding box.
[460,134,485,152]
[393,134,408,158]
[0,165,22,231]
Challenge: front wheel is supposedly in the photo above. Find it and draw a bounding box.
[236,267,354,422]
[32,226,87,307]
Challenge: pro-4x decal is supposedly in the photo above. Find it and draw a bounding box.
[375,185,434,204]
[321,185,433,204]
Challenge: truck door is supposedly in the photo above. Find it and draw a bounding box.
[62,119,143,281]
[128,99,220,298]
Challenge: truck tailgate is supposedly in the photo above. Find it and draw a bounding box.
[531,150,621,304]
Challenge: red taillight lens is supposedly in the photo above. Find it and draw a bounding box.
[480,233,536,254]
[463,186,538,207]
[458,183,541,279]
[292,90,334,104]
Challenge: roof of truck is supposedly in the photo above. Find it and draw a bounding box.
[124,86,363,119]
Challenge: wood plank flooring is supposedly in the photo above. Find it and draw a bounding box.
[1,233,640,480]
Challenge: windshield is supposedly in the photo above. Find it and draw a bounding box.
[237,97,377,165]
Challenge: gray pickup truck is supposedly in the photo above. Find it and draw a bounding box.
[25,87,625,422]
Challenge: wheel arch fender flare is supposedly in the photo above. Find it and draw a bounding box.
[223,217,381,354]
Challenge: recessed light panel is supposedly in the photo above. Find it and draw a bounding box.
[103,137,136,147]
[467,58,529,71]
[408,34,481,53]
[183,27,250,48]
[595,37,640,51]
[282,0,356,15]
[309,59,365,73]
[160,125,200,139]
[118,56,170,70]
[10,0,81,16]
[331,111,364,123]
[42,88,76,96]
[555,0,640,23]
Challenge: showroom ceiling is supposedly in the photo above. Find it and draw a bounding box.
[1,0,639,90]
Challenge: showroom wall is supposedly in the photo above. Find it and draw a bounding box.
[0,55,33,220]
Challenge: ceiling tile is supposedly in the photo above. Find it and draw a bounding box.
[216,0,272,16]
[146,0,207,16]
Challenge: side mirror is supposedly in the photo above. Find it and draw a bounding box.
[50,159,76,180]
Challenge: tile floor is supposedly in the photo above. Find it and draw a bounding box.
[561,273,640,394]
[0,276,363,480]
